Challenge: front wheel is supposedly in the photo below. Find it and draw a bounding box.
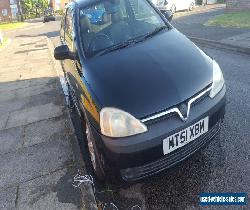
[85,121,106,181]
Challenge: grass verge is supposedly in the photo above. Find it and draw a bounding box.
[206,11,250,28]
[0,22,27,31]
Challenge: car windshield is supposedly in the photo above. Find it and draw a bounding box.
[79,0,168,57]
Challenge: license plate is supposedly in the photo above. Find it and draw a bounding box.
[163,117,209,155]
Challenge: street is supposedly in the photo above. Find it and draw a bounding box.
[2,7,250,209]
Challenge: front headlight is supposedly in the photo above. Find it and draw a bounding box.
[209,60,224,98]
[100,107,148,138]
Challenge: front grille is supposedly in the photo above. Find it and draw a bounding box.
[121,122,220,182]
[141,84,212,125]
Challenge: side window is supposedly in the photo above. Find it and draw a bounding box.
[129,0,161,25]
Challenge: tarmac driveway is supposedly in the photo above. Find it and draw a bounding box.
[172,7,249,41]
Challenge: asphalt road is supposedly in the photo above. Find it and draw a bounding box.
[12,16,250,210]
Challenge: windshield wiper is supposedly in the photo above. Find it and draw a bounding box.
[96,39,137,56]
[143,25,168,40]
[94,26,168,57]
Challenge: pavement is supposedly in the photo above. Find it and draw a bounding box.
[0,32,97,209]
[188,32,250,55]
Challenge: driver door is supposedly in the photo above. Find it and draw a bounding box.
[62,7,83,115]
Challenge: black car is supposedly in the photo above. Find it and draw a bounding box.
[54,0,226,182]
[43,9,56,22]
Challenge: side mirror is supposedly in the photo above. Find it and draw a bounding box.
[162,10,173,22]
[54,45,75,60]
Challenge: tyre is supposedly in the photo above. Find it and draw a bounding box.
[171,4,176,14]
[189,2,194,11]
[85,121,106,181]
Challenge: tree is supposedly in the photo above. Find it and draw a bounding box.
[21,0,49,18]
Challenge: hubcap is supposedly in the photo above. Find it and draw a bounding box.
[86,124,97,170]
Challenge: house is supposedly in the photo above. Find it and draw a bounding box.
[226,0,250,12]
[0,0,18,22]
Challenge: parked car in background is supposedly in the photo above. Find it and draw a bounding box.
[54,0,225,182]
[152,0,195,13]
[43,8,56,22]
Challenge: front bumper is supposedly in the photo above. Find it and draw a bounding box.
[89,86,226,182]
[120,121,220,181]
